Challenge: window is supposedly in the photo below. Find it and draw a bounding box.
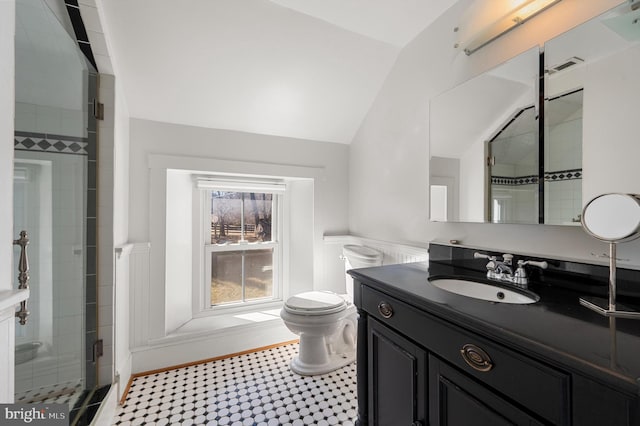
[199,180,284,310]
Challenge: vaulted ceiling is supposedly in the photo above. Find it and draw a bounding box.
[97,0,456,144]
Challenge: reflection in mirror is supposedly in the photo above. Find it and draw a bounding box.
[429,46,539,223]
[544,89,583,225]
[489,105,538,224]
[544,1,640,222]
[430,1,640,225]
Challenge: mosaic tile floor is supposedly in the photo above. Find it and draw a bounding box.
[112,343,358,425]
[15,379,84,407]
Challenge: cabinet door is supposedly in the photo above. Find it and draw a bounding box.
[429,355,544,426]
[368,318,427,426]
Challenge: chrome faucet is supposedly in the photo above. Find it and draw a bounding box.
[488,253,513,276]
[513,259,548,288]
[474,252,547,289]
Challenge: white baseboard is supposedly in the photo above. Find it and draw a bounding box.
[131,321,296,374]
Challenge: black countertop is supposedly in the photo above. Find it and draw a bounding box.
[349,261,640,396]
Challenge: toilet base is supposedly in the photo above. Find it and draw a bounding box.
[290,350,355,376]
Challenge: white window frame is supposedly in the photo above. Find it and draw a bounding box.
[195,179,285,316]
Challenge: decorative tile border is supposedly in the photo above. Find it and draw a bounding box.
[14,132,88,156]
[492,168,582,186]
[491,175,539,186]
[544,168,582,182]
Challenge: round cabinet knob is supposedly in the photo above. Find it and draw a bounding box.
[377,301,394,319]
[460,344,493,372]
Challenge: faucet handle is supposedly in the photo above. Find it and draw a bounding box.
[517,259,548,269]
[513,259,547,288]
[474,252,496,261]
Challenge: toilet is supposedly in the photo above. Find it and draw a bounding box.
[280,244,383,375]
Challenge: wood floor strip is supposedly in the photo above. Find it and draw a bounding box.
[118,339,299,405]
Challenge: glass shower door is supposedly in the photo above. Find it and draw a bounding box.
[13,0,97,411]
[13,153,87,407]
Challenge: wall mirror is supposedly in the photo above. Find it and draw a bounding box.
[430,46,539,224]
[545,1,640,220]
[429,1,640,225]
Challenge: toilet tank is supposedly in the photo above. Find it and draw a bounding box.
[342,245,383,300]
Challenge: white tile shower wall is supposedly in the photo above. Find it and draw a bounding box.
[53,154,86,388]
[514,186,538,224]
[545,179,582,225]
[13,152,86,395]
[14,102,86,138]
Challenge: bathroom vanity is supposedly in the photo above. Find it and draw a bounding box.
[349,243,640,426]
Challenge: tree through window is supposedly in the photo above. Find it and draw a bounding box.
[206,190,278,306]
[210,191,273,243]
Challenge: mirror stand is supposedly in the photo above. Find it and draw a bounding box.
[579,241,640,319]
[580,193,640,320]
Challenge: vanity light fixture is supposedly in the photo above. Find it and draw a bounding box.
[461,0,563,55]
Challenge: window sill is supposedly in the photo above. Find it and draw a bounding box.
[157,305,285,345]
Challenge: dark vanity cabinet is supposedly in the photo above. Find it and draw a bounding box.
[428,355,544,426]
[367,318,427,425]
[353,275,639,426]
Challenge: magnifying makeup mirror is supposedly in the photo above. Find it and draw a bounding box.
[580,193,640,319]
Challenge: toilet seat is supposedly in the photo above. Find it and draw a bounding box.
[283,291,347,315]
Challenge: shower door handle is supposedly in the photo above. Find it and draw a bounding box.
[13,230,30,325]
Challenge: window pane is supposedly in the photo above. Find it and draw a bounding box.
[210,248,274,305]
[211,251,243,305]
[210,191,242,243]
[244,248,274,302]
[244,193,273,242]
[210,191,273,244]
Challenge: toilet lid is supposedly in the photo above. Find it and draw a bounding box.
[343,244,382,260]
[284,291,347,315]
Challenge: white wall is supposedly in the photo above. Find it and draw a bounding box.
[103,74,132,391]
[288,180,315,291]
[0,0,16,403]
[430,156,459,222]
[459,140,485,222]
[349,0,640,265]
[1,0,15,293]
[583,43,640,203]
[129,118,349,285]
[126,118,348,369]
[165,170,193,333]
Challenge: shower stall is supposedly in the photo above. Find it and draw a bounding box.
[12,0,99,414]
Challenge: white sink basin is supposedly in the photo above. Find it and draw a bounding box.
[429,278,539,304]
